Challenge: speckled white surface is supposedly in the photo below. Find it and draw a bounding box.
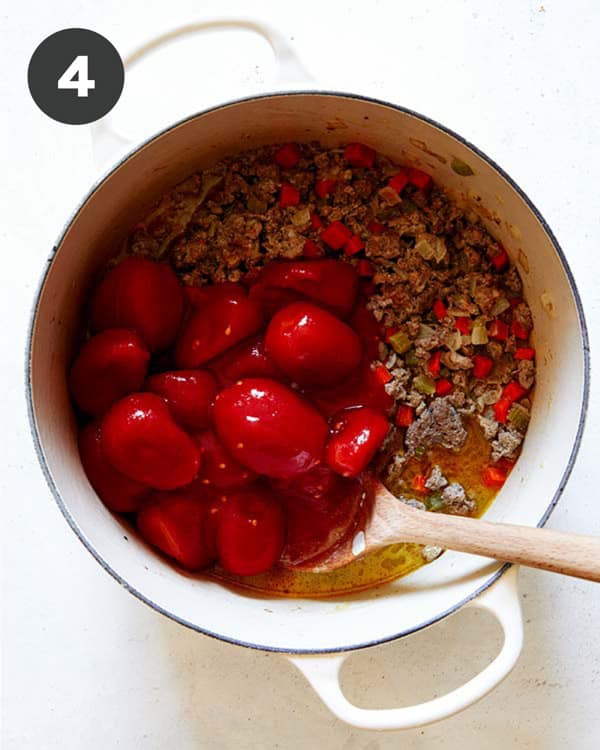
[2,0,600,747]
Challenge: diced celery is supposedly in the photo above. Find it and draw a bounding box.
[405,349,418,367]
[413,374,436,395]
[389,331,411,354]
[508,402,530,432]
[427,495,445,511]
[471,321,489,345]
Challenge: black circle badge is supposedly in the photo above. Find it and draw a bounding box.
[28,28,124,125]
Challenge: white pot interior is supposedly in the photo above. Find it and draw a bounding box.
[28,93,587,652]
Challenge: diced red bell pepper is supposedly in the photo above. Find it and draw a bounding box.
[502,380,529,403]
[315,178,336,198]
[373,364,393,385]
[357,259,375,277]
[509,297,523,308]
[488,319,509,341]
[388,169,409,193]
[490,246,509,271]
[279,184,300,207]
[407,167,432,192]
[454,316,472,334]
[395,404,415,427]
[310,212,323,229]
[344,142,376,168]
[435,378,453,396]
[482,465,507,488]
[511,319,530,340]
[321,220,353,250]
[303,239,324,258]
[472,354,494,379]
[493,397,512,424]
[344,234,365,256]
[515,347,535,360]
[274,142,301,169]
[428,350,442,377]
[433,299,447,321]
[368,220,386,234]
[412,474,428,494]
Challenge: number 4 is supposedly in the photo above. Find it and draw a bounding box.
[58,55,95,98]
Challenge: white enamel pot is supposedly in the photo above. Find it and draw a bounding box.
[26,18,589,731]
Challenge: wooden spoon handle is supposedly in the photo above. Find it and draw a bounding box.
[396,511,600,582]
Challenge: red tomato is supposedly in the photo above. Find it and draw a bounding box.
[209,336,281,388]
[145,370,217,432]
[213,378,328,479]
[248,259,358,319]
[217,486,285,575]
[91,258,184,351]
[194,430,257,490]
[78,421,148,513]
[101,393,200,490]
[307,360,394,418]
[272,467,370,567]
[349,303,382,360]
[69,329,149,417]
[265,302,362,387]
[325,407,389,478]
[137,487,216,570]
[175,283,263,368]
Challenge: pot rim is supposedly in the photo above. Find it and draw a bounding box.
[25,90,591,655]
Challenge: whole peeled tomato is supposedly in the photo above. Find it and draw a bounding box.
[216,486,285,576]
[308,360,394,418]
[101,393,200,490]
[213,378,328,479]
[69,328,150,417]
[349,303,383,361]
[175,283,263,368]
[195,430,257,490]
[91,258,184,351]
[137,487,216,570]
[272,467,368,567]
[78,421,148,513]
[209,336,281,388]
[325,407,390,478]
[145,369,217,432]
[265,302,362,387]
[248,259,359,319]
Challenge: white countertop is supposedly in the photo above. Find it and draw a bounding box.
[3,0,600,747]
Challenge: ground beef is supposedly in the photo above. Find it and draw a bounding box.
[405,398,468,454]
[478,411,500,441]
[491,426,524,462]
[440,483,476,516]
[425,465,448,491]
[517,359,536,389]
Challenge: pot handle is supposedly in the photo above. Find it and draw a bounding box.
[90,18,313,168]
[288,565,523,731]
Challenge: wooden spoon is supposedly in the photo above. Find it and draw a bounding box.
[305,480,600,582]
